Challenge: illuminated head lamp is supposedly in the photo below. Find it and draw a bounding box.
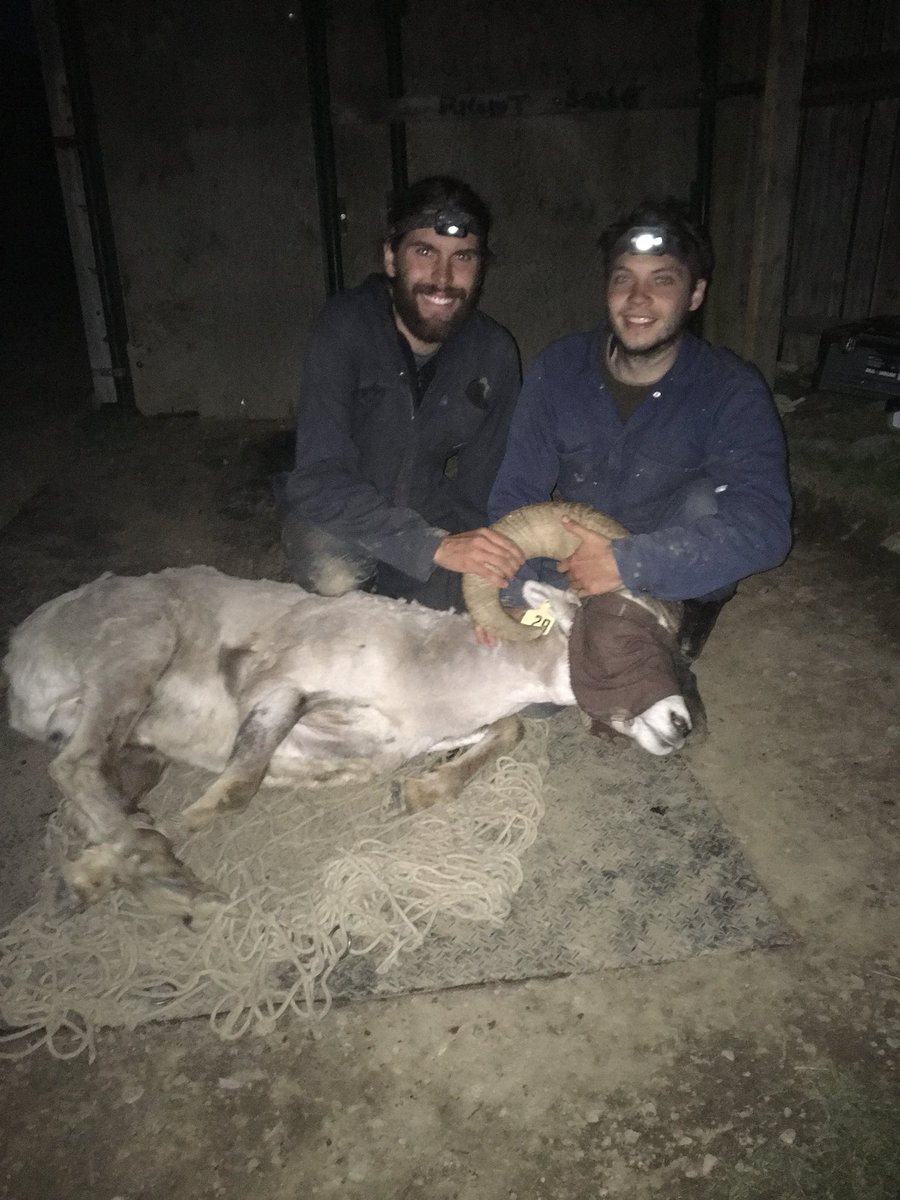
[391,207,484,241]
[433,211,472,237]
[611,224,687,262]
[630,225,681,256]
[628,226,666,254]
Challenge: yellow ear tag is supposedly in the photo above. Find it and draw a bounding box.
[519,599,555,636]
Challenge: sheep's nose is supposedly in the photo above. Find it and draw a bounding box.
[671,710,691,738]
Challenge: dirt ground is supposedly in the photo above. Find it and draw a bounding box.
[1,331,898,1198]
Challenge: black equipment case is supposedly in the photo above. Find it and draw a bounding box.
[816,316,900,399]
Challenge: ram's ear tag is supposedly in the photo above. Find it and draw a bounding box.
[519,600,555,636]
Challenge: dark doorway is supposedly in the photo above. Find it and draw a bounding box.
[1,0,91,427]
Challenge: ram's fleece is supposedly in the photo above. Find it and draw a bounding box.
[4,567,689,917]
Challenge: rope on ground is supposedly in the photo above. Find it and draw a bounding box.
[0,722,549,1062]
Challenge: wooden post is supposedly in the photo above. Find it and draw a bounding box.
[31,0,119,406]
[742,0,809,383]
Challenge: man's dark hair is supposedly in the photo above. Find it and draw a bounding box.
[599,197,714,285]
[386,176,492,253]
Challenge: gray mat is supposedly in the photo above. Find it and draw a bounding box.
[1,419,788,1016]
[330,709,789,999]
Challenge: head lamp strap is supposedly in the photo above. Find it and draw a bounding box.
[390,207,483,241]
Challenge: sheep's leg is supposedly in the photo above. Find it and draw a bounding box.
[50,684,159,848]
[51,670,218,916]
[400,715,523,813]
[180,685,309,831]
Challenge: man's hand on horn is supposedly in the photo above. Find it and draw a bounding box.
[434,528,525,587]
[556,515,623,597]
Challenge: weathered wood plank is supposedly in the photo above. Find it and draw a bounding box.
[30,0,117,406]
[842,98,900,317]
[742,0,810,382]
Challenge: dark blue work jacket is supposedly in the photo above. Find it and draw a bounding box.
[285,274,521,583]
[489,326,792,600]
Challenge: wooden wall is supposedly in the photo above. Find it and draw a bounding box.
[34,0,900,411]
[782,0,900,366]
[331,0,704,371]
[706,0,900,373]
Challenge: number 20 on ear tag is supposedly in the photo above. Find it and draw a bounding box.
[520,599,555,635]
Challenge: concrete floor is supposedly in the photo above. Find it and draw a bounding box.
[1,322,898,1199]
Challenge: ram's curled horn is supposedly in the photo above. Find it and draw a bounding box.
[462,501,630,642]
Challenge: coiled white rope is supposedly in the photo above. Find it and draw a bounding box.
[0,723,549,1062]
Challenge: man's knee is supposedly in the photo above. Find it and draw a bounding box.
[281,512,374,596]
[375,563,464,612]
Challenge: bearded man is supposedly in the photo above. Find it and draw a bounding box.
[280,176,524,610]
[488,197,792,665]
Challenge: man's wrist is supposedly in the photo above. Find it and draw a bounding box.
[429,529,451,570]
[610,536,640,592]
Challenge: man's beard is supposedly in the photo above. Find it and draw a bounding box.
[391,271,481,345]
[611,301,692,361]
[616,324,681,360]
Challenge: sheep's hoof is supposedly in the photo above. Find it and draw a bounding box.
[386,780,406,814]
[63,828,228,920]
[64,844,128,910]
[54,871,89,916]
[181,777,256,832]
[400,775,449,814]
[136,873,228,920]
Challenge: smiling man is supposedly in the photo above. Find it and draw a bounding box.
[280,176,523,610]
[489,197,792,666]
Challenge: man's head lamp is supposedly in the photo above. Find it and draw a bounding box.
[611,224,688,262]
[619,228,681,261]
[390,207,484,241]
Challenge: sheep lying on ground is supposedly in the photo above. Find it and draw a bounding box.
[4,502,689,916]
